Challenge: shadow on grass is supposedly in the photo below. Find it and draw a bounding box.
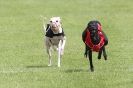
[26,65,49,68]
[65,69,88,73]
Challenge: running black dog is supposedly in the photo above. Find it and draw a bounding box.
[82,20,108,72]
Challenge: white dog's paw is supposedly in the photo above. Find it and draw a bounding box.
[58,64,61,67]
[48,64,52,67]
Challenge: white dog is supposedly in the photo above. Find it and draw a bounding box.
[42,17,66,67]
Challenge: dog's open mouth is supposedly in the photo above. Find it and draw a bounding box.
[51,25,59,29]
[51,26,57,29]
[51,24,58,29]
[51,27,59,32]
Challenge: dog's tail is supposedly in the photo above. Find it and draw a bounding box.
[40,15,47,33]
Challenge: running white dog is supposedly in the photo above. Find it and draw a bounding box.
[42,17,66,67]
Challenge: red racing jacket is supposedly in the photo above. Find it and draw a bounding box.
[85,30,105,52]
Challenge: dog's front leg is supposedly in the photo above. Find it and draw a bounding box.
[60,36,66,55]
[103,46,107,60]
[88,50,94,72]
[84,44,89,58]
[45,37,52,66]
[47,47,52,66]
[98,48,102,59]
[57,40,62,67]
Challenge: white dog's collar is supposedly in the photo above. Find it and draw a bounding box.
[45,27,65,38]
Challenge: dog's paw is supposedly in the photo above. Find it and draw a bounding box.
[57,64,61,67]
[48,64,52,67]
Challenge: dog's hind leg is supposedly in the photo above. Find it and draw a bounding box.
[88,50,94,72]
[103,46,107,60]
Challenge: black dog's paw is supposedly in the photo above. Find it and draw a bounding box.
[90,67,94,72]
[104,55,107,60]
[98,56,101,59]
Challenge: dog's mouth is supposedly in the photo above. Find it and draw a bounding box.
[51,25,58,30]
[51,26,57,29]
[50,24,58,28]
[51,27,59,33]
[50,23,60,33]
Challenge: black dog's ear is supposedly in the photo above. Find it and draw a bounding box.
[88,20,101,26]
[88,22,97,30]
[87,20,101,31]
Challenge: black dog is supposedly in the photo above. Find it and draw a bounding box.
[82,20,108,72]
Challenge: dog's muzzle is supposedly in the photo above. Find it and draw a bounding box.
[50,23,60,32]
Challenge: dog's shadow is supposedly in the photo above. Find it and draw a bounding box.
[64,68,87,73]
[26,65,88,73]
[26,65,48,68]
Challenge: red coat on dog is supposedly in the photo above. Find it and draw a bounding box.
[85,24,105,52]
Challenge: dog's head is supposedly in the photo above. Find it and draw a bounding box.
[87,21,100,36]
[87,21,101,44]
[49,17,62,33]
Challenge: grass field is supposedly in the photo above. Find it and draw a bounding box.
[0,0,133,88]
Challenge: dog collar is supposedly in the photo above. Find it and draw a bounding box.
[45,28,65,38]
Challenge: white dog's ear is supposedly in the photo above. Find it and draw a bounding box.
[57,17,61,22]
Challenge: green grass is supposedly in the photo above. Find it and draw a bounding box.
[0,0,133,88]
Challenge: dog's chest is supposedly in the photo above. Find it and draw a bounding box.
[49,36,63,45]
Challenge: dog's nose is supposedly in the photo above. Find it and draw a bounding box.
[52,23,57,27]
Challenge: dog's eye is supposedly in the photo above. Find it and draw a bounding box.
[56,20,58,22]
[50,21,52,23]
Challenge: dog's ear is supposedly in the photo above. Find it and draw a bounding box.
[87,20,102,32]
[57,17,61,22]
